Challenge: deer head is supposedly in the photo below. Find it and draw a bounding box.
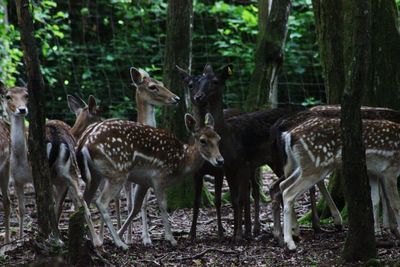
[1,87,29,117]
[176,64,233,105]
[130,67,180,106]
[185,113,224,167]
[68,95,101,139]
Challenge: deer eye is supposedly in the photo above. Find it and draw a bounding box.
[149,85,158,91]
[212,78,219,84]
[187,82,193,89]
[200,138,207,145]
[5,95,11,100]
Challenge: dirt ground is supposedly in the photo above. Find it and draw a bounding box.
[1,175,400,266]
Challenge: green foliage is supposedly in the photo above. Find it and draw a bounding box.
[1,0,324,117]
[0,4,22,86]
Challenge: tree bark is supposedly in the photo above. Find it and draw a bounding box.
[245,0,290,110]
[15,0,59,240]
[364,0,400,109]
[341,0,376,261]
[163,0,194,209]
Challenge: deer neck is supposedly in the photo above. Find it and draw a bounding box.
[10,114,28,164]
[136,93,156,127]
[207,92,225,134]
[180,143,204,176]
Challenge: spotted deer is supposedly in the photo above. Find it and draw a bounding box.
[45,119,102,247]
[0,84,11,243]
[281,116,400,250]
[67,68,179,245]
[76,113,223,249]
[269,106,400,244]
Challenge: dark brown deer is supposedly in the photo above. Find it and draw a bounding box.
[76,113,223,249]
[177,64,289,241]
[281,116,400,250]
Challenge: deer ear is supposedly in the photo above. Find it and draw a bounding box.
[88,95,97,114]
[176,65,191,83]
[203,64,214,75]
[205,113,214,128]
[130,67,147,85]
[67,95,84,116]
[185,113,197,133]
[219,64,233,81]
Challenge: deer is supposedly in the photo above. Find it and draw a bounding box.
[0,85,11,243]
[280,116,400,250]
[0,85,100,246]
[269,106,400,244]
[76,113,223,249]
[45,119,102,247]
[67,67,179,245]
[177,64,289,241]
[0,86,33,241]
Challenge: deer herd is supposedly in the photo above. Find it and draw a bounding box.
[1,64,400,251]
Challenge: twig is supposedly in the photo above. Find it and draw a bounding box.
[174,247,237,261]
[0,234,28,249]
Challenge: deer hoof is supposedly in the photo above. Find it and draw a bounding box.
[285,240,297,251]
[117,242,129,250]
[168,238,177,247]
[142,236,153,247]
[92,236,103,247]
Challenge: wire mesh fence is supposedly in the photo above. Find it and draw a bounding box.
[2,0,326,123]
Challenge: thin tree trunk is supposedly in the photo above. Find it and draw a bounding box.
[245,0,290,109]
[163,0,194,209]
[15,0,59,240]
[341,0,376,261]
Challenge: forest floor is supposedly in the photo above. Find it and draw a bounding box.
[0,173,400,266]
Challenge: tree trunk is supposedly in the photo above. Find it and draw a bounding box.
[245,0,290,110]
[15,0,59,241]
[364,0,400,109]
[163,0,194,209]
[341,0,376,261]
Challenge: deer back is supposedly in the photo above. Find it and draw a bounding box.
[288,117,400,173]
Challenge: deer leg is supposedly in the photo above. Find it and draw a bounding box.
[381,181,390,229]
[118,184,149,238]
[1,162,10,243]
[369,176,382,235]
[282,172,321,251]
[140,190,151,246]
[244,176,252,239]
[122,182,132,243]
[214,170,225,239]
[115,197,121,229]
[251,169,261,236]
[225,173,238,239]
[190,172,204,240]
[15,182,25,239]
[65,169,102,248]
[309,186,321,233]
[153,183,177,246]
[316,180,343,228]
[53,182,68,224]
[379,176,400,237]
[95,179,128,250]
[270,176,285,242]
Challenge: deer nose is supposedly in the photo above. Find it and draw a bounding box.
[18,107,27,114]
[216,156,224,166]
[172,96,180,104]
[194,92,205,102]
